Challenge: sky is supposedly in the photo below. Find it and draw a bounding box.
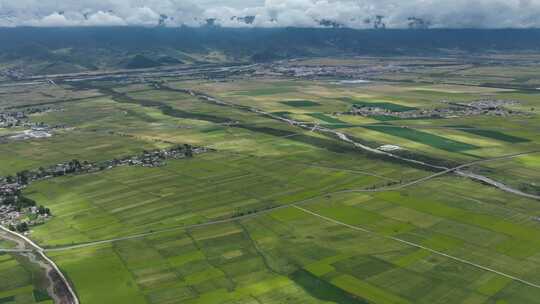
[0,0,540,28]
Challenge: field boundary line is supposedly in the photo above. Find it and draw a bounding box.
[293,205,540,290]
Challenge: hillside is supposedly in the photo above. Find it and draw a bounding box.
[1,27,540,75]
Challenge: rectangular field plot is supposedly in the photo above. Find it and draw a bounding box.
[307,113,350,128]
[362,124,478,152]
[451,125,530,143]
[340,99,418,112]
[280,100,321,107]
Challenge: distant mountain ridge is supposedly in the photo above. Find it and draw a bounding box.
[1,27,540,75]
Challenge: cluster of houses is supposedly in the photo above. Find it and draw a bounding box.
[255,62,407,79]
[447,99,520,111]
[0,205,21,226]
[0,68,25,80]
[0,111,26,127]
[346,99,524,120]
[0,107,63,129]
[0,204,50,233]
[110,144,212,168]
[0,181,50,232]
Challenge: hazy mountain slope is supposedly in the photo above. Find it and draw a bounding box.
[1,27,540,75]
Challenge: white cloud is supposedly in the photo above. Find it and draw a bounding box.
[38,12,75,26]
[86,11,127,26]
[0,0,540,28]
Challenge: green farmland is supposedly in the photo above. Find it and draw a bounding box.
[40,176,540,304]
[281,100,322,107]
[449,126,530,143]
[362,124,478,152]
[340,99,418,112]
[1,55,540,304]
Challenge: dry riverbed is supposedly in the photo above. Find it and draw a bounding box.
[0,227,78,304]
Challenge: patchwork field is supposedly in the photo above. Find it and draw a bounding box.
[27,146,426,246]
[2,56,540,304]
[42,176,540,304]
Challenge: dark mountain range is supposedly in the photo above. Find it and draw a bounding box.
[1,27,540,74]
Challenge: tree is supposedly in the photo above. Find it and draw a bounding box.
[38,167,46,178]
[184,144,193,157]
[2,195,16,206]
[16,171,29,185]
[18,196,36,208]
[38,205,51,216]
[38,205,46,215]
[16,222,28,232]
[68,159,82,172]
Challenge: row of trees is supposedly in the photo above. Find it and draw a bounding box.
[4,159,86,186]
[5,144,196,187]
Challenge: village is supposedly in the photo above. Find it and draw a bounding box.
[0,144,213,233]
[0,106,64,128]
[344,99,527,119]
[0,107,70,143]
[0,110,26,128]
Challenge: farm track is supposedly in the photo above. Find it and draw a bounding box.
[293,205,540,290]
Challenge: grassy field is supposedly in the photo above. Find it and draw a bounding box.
[447,126,530,144]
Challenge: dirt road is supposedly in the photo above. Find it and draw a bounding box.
[293,205,540,290]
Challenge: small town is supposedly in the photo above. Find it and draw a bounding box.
[254,61,409,79]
